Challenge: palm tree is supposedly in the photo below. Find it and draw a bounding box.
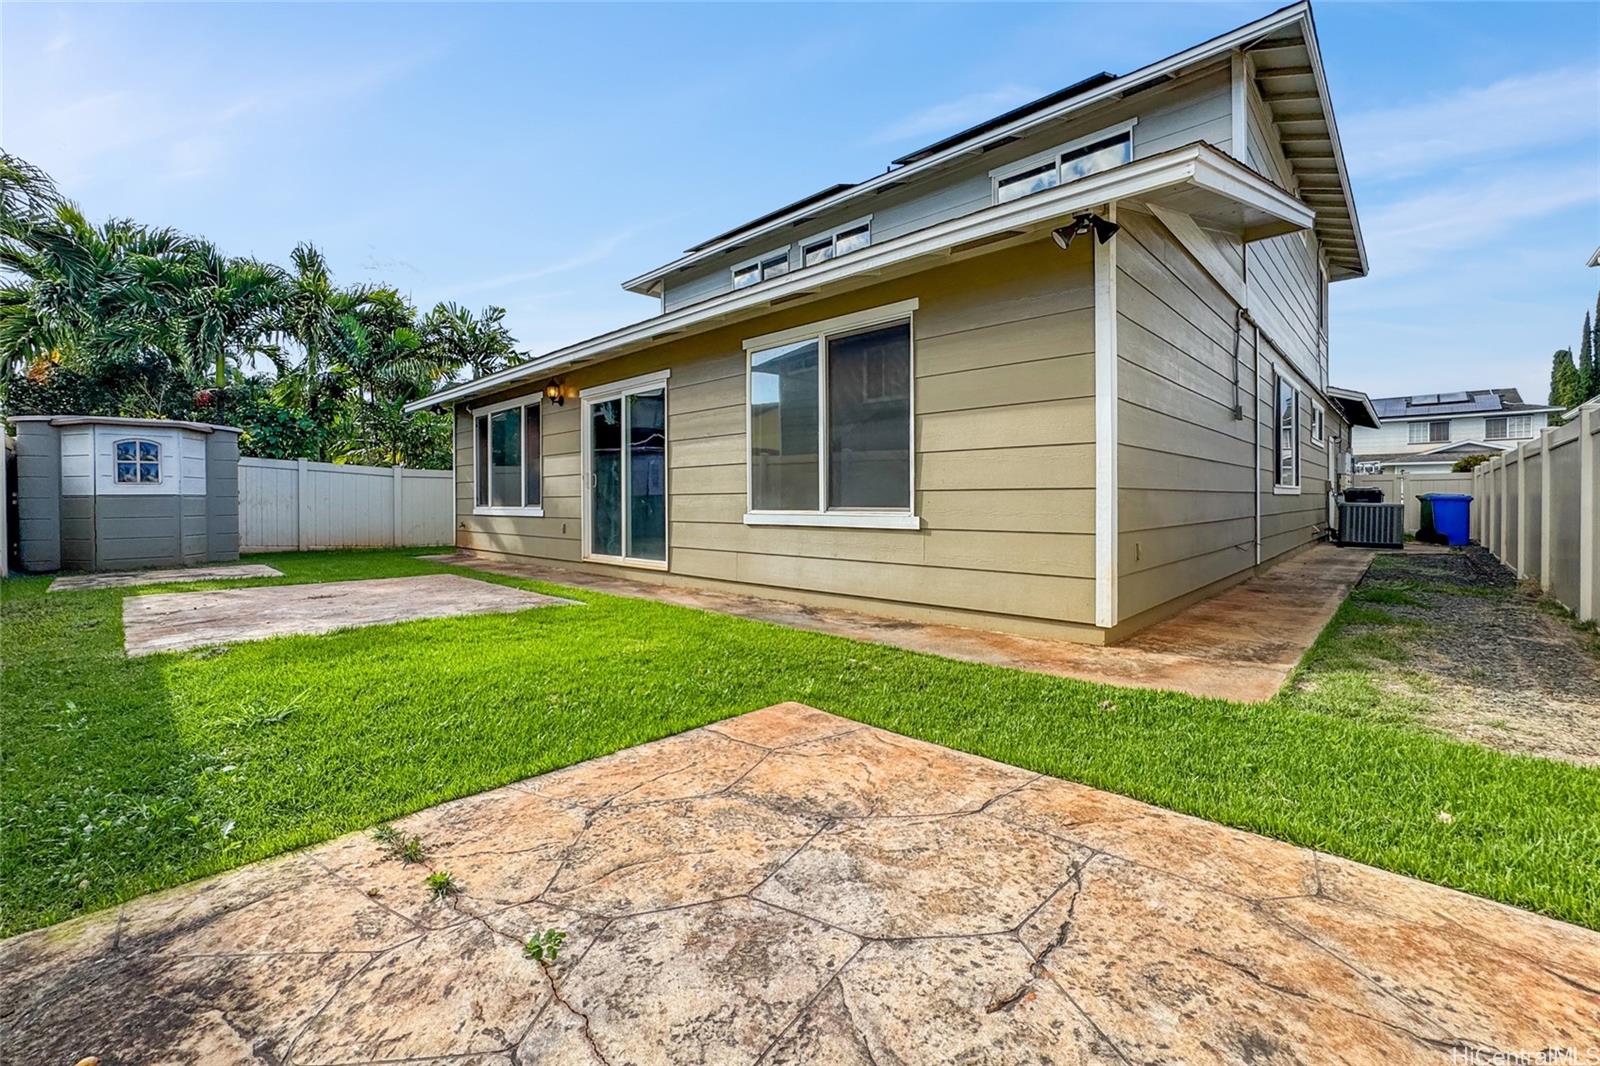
[265,243,372,457]
[421,301,523,380]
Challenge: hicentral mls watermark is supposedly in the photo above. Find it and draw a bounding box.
[1447,1050,1599,1065]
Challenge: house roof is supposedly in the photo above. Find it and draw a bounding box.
[621,1,1365,297]
[1326,386,1380,429]
[1355,441,1505,466]
[8,414,242,435]
[1368,388,1561,421]
[409,143,1309,412]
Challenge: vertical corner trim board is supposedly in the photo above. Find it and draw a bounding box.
[1094,201,1120,629]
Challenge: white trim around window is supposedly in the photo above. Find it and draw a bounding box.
[470,393,544,516]
[730,246,792,290]
[1310,401,1325,445]
[1272,366,1301,495]
[579,368,671,572]
[743,299,919,530]
[799,215,873,269]
[989,118,1138,205]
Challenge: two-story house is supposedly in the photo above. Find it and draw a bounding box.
[1353,389,1562,474]
[408,2,1379,644]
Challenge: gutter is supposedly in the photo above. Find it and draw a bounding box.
[411,143,1311,413]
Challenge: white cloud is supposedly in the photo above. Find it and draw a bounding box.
[867,84,1041,145]
[449,229,640,297]
[1343,66,1600,181]
[1358,160,1599,276]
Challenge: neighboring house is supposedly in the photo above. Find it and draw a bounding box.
[1352,389,1562,474]
[409,2,1379,644]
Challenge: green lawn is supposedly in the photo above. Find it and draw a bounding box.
[3,548,1598,937]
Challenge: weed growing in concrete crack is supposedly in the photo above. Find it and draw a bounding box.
[372,823,427,864]
[425,870,459,899]
[524,929,567,964]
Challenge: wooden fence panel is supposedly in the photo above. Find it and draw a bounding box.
[239,458,454,552]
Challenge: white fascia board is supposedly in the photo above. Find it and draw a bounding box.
[409,144,1304,413]
[620,3,1319,295]
[1295,3,1368,278]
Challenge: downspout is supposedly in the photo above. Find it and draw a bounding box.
[1251,318,1262,566]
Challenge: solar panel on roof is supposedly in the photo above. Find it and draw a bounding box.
[1438,391,1470,403]
[1410,394,1439,405]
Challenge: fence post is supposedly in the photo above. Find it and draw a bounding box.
[1515,444,1528,578]
[392,465,404,548]
[1582,405,1596,622]
[296,457,310,552]
[1539,431,1552,591]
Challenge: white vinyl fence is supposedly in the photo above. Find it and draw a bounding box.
[239,458,454,552]
[1471,401,1598,623]
[1351,469,1475,535]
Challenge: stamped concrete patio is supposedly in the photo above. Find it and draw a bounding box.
[427,544,1374,702]
[3,703,1595,1064]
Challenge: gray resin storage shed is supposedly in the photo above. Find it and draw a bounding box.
[10,415,241,573]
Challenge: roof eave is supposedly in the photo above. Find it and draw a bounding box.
[413,143,1309,413]
[620,1,1328,295]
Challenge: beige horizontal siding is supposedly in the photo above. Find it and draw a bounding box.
[1115,211,1333,618]
[452,237,1099,629]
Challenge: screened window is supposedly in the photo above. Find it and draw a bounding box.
[473,399,541,511]
[732,249,791,289]
[749,313,912,517]
[114,439,162,484]
[1408,420,1451,445]
[1485,415,1532,440]
[992,126,1134,205]
[1275,373,1299,488]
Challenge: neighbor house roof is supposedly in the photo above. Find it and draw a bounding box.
[621,1,1365,297]
[1368,389,1562,421]
[1355,441,1504,467]
[409,143,1309,412]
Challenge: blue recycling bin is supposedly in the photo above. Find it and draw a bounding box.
[1419,493,1472,546]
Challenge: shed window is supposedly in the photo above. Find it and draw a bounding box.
[991,123,1135,205]
[748,309,913,521]
[1275,373,1299,489]
[114,439,162,484]
[472,398,542,512]
[1408,420,1451,444]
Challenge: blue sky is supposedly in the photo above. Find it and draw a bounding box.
[4,2,1597,404]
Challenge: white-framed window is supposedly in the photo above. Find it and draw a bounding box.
[801,217,872,268]
[1408,420,1451,445]
[744,299,918,530]
[731,247,792,290]
[1484,415,1532,440]
[1310,403,1325,445]
[113,438,162,485]
[1274,371,1300,491]
[472,395,542,515]
[989,120,1136,205]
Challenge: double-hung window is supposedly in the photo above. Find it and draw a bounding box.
[1484,415,1531,440]
[1275,371,1300,491]
[990,121,1136,205]
[1408,420,1451,445]
[801,218,872,268]
[732,248,792,290]
[745,300,917,529]
[472,395,542,514]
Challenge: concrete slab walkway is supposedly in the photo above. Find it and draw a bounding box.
[121,573,577,656]
[3,704,1594,1064]
[427,544,1374,701]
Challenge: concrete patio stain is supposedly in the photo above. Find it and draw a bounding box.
[425,544,1373,702]
[120,573,577,656]
[3,703,1596,1065]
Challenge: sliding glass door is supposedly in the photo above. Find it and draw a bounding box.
[583,375,668,568]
